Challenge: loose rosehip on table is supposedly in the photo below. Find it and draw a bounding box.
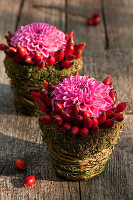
[15,159,26,171]
[86,13,101,26]
[24,175,35,187]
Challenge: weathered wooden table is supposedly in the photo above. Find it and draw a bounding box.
[0,0,133,199]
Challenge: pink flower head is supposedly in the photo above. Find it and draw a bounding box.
[52,76,114,118]
[11,22,67,63]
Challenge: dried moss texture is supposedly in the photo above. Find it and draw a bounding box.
[4,56,83,115]
[39,120,124,180]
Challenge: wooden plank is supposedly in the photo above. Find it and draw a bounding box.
[103,0,133,49]
[83,49,133,114]
[79,114,133,200]
[67,0,106,51]
[17,0,66,32]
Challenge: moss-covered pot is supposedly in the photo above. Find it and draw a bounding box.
[4,56,83,115]
[39,120,124,181]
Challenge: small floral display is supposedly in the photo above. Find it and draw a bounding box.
[0,22,85,69]
[32,75,126,136]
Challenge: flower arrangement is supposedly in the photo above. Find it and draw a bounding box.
[33,75,126,180]
[0,23,84,115]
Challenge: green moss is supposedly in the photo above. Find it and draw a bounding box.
[39,119,124,180]
[4,56,83,115]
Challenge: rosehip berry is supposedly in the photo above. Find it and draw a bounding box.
[61,123,71,133]
[109,82,114,90]
[92,13,99,19]
[65,44,74,55]
[115,102,126,113]
[15,159,26,170]
[65,33,69,41]
[80,128,89,136]
[35,51,42,62]
[17,45,27,57]
[8,31,13,37]
[9,46,17,56]
[47,83,54,92]
[32,91,41,102]
[74,49,82,59]
[38,61,46,69]
[91,117,98,127]
[13,54,22,62]
[91,126,100,134]
[60,110,71,122]
[68,36,75,46]
[0,44,8,51]
[80,110,91,118]
[106,108,115,119]
[75,43,86,51]
[43,80,48,89]
[47,56,56,65]
[74,115,83,125]
[114,113,124,122]
[25,55,32,63]
[102,119,114,129]
[52,115,63,126]
[73,103,80,115]
[68,31,73,37]
[62,60,72,69]
[5,49,13,57]
[54,102,64,113]
[55,49,64,62]
[109,90,117,104]
[86,18,93,25]
[37,100,50,113]
[92,16,101,25]
[102,77,111,85]
[69,126,79,136]
[45,92,54,106]
[24,175,35,187]
[41,115,52,125]
[83,118,93,128]
[98,112,106,125]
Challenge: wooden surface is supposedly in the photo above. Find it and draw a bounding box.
[0,0,133,199]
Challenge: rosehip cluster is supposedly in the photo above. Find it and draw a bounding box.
[86,13,101,26]
[32,75,126,137]
[0,30,85,69]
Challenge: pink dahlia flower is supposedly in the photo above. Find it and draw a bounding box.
[11,22,67,63]
[52,76,114,118]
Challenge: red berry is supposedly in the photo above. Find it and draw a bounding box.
[80,110,91,118]
[68,31,73,37]
[13,54,22,62]
[47,83,54,92]
[37,100,50,113]
[68,36,75,46]
[52,115,63,126]
[73,103,80,115]
[106,108,115,119]
[69,126,79,136]
[38,61,46,69]
[91,117,98,127]
[61,123,71,133]
[74,49,82,59]
[39,89,48,102]
[35,51,42,62]
[25,55,32,63]
[47,56,56,65]
[109,90,117,104]
[92,17,101,25]
[91,126,100,134]
[54,102,64,113]
[32,91,41,102]
[41,115,52,125]
[60,110,71,122]
[92,13,99,19]
[17,45,27,57]
[65,33,69,41]
[15,159,26,170]
[114,113,124,122]
[102,77,111,85]
[83,118,93,128]
[102,119,114,129]
[45,92,54,106]
[115,102,126,113]
[62,60,72,69]
[8,31,13,37]
[0,44,8,51]
[65,53,75,61]
[86,18,93,25]
[74,115,83,125]
[75,43,86,51]
[43,80,48,89]
[80,128,89,136]
[74,73,80,76]
[24,176,35,187]
[109,82,114,90]
[9,46,17,56]
[98,112,106,125]
[5,49,13,57]
[65,44,74,55]
[55,49,64,62]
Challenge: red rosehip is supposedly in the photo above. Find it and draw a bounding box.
[106,108,115,119]
[25,55,32,63]
[68,31,73,37]
[55,49,64,62]
[62,60,72,69]
[109,82,114,90]
[41,115,52,125]
[47,83,55,92]
[24,175,35,187]
[114,113,124,122]
[15,159,26,170]
[35,51,42,62]
[32,91,41,102]
[65,44,74,55]
[80,110,91,118]
[38,61,46,69]
[47,56,56,65]
[75,43,86,51]
[13,54,22,62]
[74,115,83,125]
[8,31,13,37]
[102,77,111,85]
[92,16,101,25]
[98,112,106,125]
[60,110,71,122]
[37,100,50,113]
[92,13,99,19]
[54,102,64,113]
[69,126,79,136]
[102,119,114,129]
[86,18,93,25]
[74,49,82,59]
[65,33,69,41]
[17,45,27,57]
[43,80,48,89]
[52,115,63,126]
[83,118,93,128]
[80,128,89,136]
[115,102,126,113]
[45,92,54,106]
[5,49,13,57]
[61,123,71,133]
[0,44,8,51]
[73,103,80,116]
[91,126,100,134]
[109,90,117,104]
[68,36,75,46]
[9,46,17,56]
[91,117,98,127]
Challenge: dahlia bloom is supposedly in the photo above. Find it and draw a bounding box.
[11,22,67,63]
[52,76,114,118]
